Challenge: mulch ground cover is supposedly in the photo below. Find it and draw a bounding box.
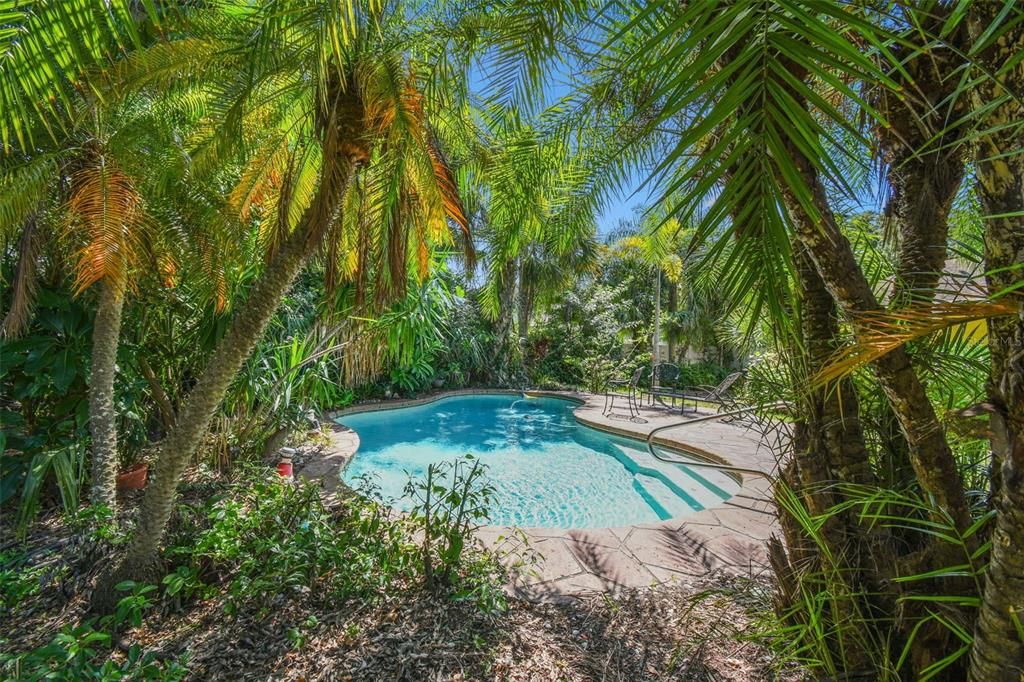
[2,472,801,681]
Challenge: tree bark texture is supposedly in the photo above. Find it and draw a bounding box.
[776,243,881,673]
[89,277,127,512]
[967,4,1024,678]
[780,139,972,535]
[875,10,968,306]
[873,16,969,490]
[492,258,518,364]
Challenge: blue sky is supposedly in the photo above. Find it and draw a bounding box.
[595,169,653,237]
[596,198,641,236]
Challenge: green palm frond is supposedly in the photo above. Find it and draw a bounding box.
[0,0,161,153]
[0,152,57,237]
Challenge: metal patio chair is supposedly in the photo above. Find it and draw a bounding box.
[603,366,646,421]
[680,371,745,418]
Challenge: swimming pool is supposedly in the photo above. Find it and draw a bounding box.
[338,393,740,529]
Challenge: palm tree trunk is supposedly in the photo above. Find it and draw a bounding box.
[492,259,517,363]
[874,136,966,491]
[93,139,357,604]
[968,7,1024,678]
[667,281,677,363]
[652,267,661,366]
[517,259,532,358]
[875,10,967,308]
[794,243,875,489]
[89,277,127,512]
[128,221,320,564]
[874,18,968,491]
[780,139,972,535]
[773,242,880,673]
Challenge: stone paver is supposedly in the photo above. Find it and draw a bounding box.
[295,423,357,496]
[307,389,784,601]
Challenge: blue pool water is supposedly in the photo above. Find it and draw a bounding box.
[338,394,740,528]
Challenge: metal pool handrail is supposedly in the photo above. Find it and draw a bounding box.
[645,403,788,479]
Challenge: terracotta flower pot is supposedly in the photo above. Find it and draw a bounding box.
[116,462,148,491]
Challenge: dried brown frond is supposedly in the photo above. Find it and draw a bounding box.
[157,253,178,289]
[340,321,385,385]
[64,157,146,294]
[1,216,45,338]
[426,136,469,236]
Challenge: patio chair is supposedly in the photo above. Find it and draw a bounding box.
[603,366,646,420]
[680,371,744,416]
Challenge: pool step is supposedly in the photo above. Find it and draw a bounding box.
[613,443,735,510]
[634,474,698,519]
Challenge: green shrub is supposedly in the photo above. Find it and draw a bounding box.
[0,550,44,614]
[0,623,189,681]
[69,504,129,546]
[162,464,509,617]
[404,456,495,593]
[674,361,730,390]
[164,470,419,614]
[0,289,154,532]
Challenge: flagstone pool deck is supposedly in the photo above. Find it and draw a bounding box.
[312,389,783,601]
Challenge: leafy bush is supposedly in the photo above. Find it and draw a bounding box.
[528,283,650,392]
[404,456,495,594]
[112,582,159,630]
[389,354,436,394]
[674,361,730,390]
[1,290,94,531]
[0,550,44,614]
[160,463,509,617]
[69,504,130,547]
[0,625,189,681]
[164,470,418,614]
[435,289,501,387]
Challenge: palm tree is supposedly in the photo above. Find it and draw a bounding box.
[67,141,148,512]
[93,0,469,599]
[1,0,170,512]
[598,2,1021,676]
[961,4,1024,677]
[468,111,602,362]
[516,232,597,357]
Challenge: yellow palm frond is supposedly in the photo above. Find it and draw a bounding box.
[228,137,291,222]
[814,299,1019,386]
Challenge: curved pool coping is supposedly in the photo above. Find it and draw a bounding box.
[318,388,781,600]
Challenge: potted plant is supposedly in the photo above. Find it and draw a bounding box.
[116,453,149,491]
